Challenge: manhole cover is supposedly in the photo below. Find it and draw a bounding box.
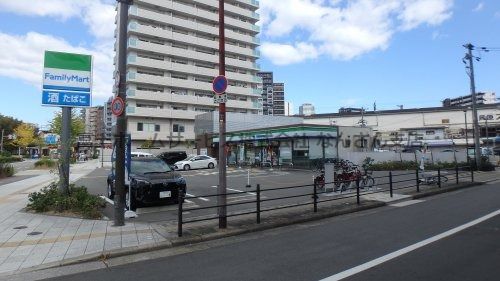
[13,226,27,230]
[27,231,42,236]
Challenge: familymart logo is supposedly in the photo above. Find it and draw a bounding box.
[42,51,92,92]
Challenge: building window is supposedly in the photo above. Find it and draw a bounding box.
[173,124,185,132]
[442,119,450,124]
[426,130,435,135]
[155,124,160,132]
[137,123,143,131]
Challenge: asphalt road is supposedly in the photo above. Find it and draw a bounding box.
[41,179,500,281]
[74,166,472,223]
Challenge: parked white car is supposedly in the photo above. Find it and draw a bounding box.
[174,155,217,171]
[131,152,154,158]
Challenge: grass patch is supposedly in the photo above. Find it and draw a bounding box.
[27,183,106,219]
[34,157,57,169]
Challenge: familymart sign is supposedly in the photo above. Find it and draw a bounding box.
[42,51,92,107]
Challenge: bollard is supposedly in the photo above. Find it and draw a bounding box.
[356,179,360,205]
[389,171,393,198]
[256,184,261,223]
[455,165,459,185]
[438,168,441,188]
[416,169,420,193]
[313,181,318,213]
[471,167,474,182]
[178,190,183,237]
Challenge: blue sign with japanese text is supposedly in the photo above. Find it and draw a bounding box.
[42,90,91,107]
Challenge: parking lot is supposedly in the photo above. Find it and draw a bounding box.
[75,166,469,224]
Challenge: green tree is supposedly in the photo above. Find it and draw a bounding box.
[13,123,37,150]
[0,114,22,153]
[49,110,85,144]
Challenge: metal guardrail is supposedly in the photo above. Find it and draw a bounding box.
[177,165,474,237]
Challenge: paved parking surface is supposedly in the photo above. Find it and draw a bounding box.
[75,166,477,224]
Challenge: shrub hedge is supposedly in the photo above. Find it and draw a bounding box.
[27,183,105,219]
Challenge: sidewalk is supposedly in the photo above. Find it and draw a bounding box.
[0,160,171,275]
[0,163,498,277]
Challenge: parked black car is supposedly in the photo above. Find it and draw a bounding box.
[107,157,186,210]
[157,151,188,166]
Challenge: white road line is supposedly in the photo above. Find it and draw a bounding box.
[211,185,256,195]
[319,208,500,281]
[185,193,209,202]
[390,200,424,207]
[227,187,256,196]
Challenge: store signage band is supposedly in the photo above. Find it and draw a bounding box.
[42,51,92,108]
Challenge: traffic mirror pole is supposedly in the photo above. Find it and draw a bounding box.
[217,0,227,229]
[114,0,132,226]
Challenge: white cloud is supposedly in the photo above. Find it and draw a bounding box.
[0,0,115,99]
[260,42,319,65]
[259,0,454,64]
[472,2,484,12]
[0,32,114,99]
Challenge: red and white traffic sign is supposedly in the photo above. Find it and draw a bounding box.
[212,75,228,95]
[111,97,125,116]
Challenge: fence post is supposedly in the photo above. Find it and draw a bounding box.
[256,184,261,223]
[416,169,420,193]
[389,171,393,198]
[471,166,474,182]
[455,164,459,185]
[356,179,360,205]
[438,168,441,188]
[178,190,183,237]
[313,181,318,213]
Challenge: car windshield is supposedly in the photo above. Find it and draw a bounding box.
[131,159,172,174]
[183,155,196,161]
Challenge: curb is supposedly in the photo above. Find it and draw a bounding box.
[411,181,486,200]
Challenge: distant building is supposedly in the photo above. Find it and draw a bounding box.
[299,103,315,116]
[103,97,113,141]
[339,107,364,114]
[84,106,104,144]
[256,71,286,116]
[272,83,285,115]
[284,101,294,116]
[442,92,496,107]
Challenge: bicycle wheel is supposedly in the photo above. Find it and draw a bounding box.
[441,175,448,183]
[363,177,375,189]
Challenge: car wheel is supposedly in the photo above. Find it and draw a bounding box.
[208,162,215,169]
[184,164,190,171]
[107,182,115,199]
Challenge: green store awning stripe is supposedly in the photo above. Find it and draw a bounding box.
[44,51,92,71]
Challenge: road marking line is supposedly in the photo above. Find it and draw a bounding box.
[185,193,209,202]
[319,208,500,281]
[210,185,256,195]
[390,200,424,207]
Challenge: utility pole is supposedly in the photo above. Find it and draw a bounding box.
[59,108,71,194]
[217,0,227,229]
[464,43,481,169]
[114,0,132,226]
[464,109,469,165]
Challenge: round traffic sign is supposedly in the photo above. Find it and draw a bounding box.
[212,75,228,95]
[111,97,125,116]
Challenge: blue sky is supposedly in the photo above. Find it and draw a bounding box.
[0,0,499,127]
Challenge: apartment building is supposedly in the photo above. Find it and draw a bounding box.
[299,103,315,116]
[256,71,285,116]
[103,97,113,141]
[84,106,104,143]
[116,0,262,151]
